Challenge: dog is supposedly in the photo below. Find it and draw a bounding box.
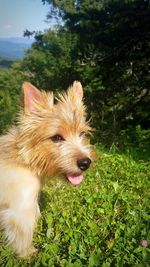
[0,81,93,257]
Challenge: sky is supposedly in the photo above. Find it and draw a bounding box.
[0,0,51,37]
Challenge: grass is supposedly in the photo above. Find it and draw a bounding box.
[0,146,150,266]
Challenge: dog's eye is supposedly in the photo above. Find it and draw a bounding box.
[51,135,65,143]
[80,131,86,137]
[80,131,90,138]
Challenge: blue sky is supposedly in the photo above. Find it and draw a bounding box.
[0,0,51,37]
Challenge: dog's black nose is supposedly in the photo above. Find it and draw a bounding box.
[77,157,91,171]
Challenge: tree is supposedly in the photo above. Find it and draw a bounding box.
[41,0,150,141]
[22,28,80,90]
[0,64,25,134]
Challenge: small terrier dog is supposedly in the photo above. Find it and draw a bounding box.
[0,81,93,257]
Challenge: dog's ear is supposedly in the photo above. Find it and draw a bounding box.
[23,82,42,114]
[68,81,83,101]
[72,81,83,99]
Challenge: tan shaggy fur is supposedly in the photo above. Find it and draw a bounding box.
[0,81,94,257]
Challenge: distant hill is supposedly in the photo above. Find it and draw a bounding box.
[0,37,34,59]
[0,57,17,68]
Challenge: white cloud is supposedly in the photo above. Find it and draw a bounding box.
[4,24,13,29]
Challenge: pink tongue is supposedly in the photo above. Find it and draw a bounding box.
[67,174,84,185]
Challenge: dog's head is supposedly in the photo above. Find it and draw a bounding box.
[18,81,94,185]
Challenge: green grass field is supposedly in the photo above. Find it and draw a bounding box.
[0,146,150,267]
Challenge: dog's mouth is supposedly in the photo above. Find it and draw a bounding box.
[66,173,84,185]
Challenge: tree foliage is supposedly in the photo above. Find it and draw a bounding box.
[42,0,150,134]
[22,29,80,90]
[0,0,150,146]
[0,64,25,134]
